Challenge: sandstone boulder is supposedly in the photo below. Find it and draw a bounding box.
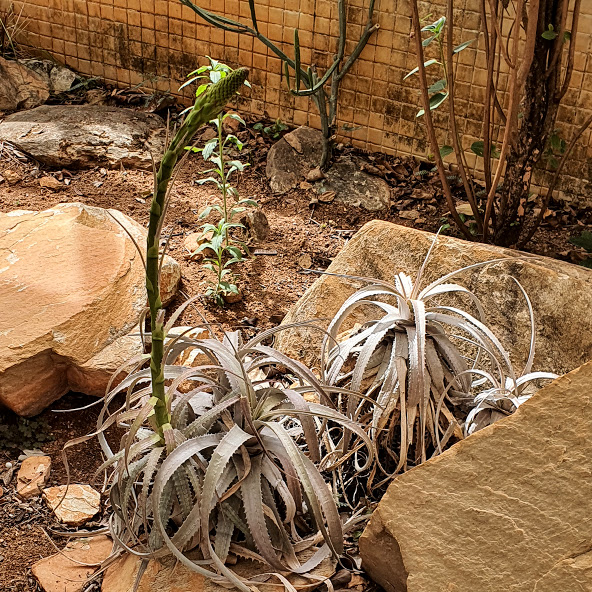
[32,535,112,592]
[0,202,180,416]
[360,361,592,592]
[0,105,166,169]
[0,56,49,112]
[277,220,592,375]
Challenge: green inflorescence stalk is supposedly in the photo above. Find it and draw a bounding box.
[146,67,249,436]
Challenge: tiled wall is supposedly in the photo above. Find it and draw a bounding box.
[6,0,592,203]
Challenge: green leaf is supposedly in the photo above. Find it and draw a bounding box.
[422,35,436,47]
[416,92,448,117]
[453,39,474,53]
[226,246,243,259]
[238,198,258,207]
[542,24,558,40]
[226,159,246,171]
[404,59,440,80]
[548,155,559,169]
[202,141,217,161]
[564,30,571,42]
[439,145,454,158]
[569,231,592,253]
[470,141,500,158]
[199,206,214,220]
[428,79,447,93]
[421,16,446,33]
[224,113,246,126]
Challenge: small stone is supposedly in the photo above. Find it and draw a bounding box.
[31,535,112,592]
[269,313,285,325]
[222,288,243,305]
[3,168,22,184]
[200,127,217,142]
[183,231,215,261]
[399,210,420,220]
[455,202,475,216]
[240,209,269,241]
[306,167,325,182]
[16,455,51,499]
[222,112,241,134]
[298,253,312,269]
[49,66,77,93]
[39,176,62,191]
[318,191,336,204]
[43,484,100,526]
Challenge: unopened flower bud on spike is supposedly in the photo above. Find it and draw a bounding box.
[200,67,249,118]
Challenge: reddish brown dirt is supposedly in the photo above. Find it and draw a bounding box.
[1,109,591,592]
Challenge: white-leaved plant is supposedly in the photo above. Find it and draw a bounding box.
[320,233,556,492]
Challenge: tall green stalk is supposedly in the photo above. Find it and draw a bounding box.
[146,67,249,437]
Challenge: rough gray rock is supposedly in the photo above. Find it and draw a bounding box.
[266,126,325,193]
[240,209,270,241]
[0,104,166,169]
[276,220,592,376]
[360,361,592,592]
[318,156,390,211]
[18,59,77,92]
[0,202,180,416]
[0,56,49,112]
[266,127,390,210]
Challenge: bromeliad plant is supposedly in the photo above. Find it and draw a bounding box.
[320,234,555,491]
[67,67,372,589]
[185,58,256,305]
[95,328,372,590]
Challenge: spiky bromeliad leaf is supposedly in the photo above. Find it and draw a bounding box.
[320,233,554,494]
[86,326,372,591]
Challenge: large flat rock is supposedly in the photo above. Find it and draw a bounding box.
[276,220,592,375]
[359,361,592,592]
[0,202,179,416]
[0,105,166,168]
